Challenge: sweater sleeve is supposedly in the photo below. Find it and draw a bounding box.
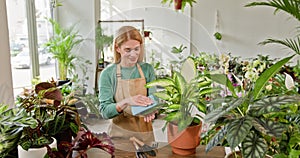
[98,65,119,119]
[141,63,157,99]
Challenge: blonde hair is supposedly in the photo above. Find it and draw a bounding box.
[113,26,144,63]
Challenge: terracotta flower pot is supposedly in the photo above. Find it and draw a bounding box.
[167,123,201,155]
[174,0,183,10]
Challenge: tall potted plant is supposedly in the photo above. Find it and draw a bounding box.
[45,18,84,81]
[146,57,216,155]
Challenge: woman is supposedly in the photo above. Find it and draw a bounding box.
[98,26,157,144]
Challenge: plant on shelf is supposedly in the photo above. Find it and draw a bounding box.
[45,18,84,81]
[95,25,113,68]
[245,0,300,56]
[204,55,300,158]
[146,57,217,155]
[161,0,197,11]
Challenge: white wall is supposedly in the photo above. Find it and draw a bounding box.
[56,0,99,93]
[0,0,14,107]
[56,0,299,91]
[192,0,299,60]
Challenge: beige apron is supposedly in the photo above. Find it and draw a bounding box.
[108,63,155,144]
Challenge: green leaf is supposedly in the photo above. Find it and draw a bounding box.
[252,118,285,138]
[252,55,294,100]
[289,149,300,158]
[205,125,228,152]
[168,104,181,110]
[226,116,253,149]
[180,57,197,83]
[210,74,237,97]
[153,92,172,101]
[245,0,300,22]
[242,131,268,158]
[145,78,174,88]
[173,71,187,95]
[204,97,245,123]
[249,95,300,116]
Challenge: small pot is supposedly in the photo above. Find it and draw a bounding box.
[18,137,57,158]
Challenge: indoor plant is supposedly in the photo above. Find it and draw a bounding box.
[95,25,113,68]
[204,55,300,158]
[146,57,216,155]
[0,81,82,158]
[45,18,84,81]
[161,0,197,11]
[0,104,36,157]
[57,126,115,158]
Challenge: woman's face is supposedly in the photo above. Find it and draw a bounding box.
[117,39,141,66]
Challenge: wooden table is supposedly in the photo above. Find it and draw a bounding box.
[88,140,225,158]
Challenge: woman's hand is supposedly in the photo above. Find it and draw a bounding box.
[116,95,153,112]
[126,94,153,106]
[144,111,157,122]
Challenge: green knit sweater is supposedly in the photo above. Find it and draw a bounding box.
[98,62,156,119]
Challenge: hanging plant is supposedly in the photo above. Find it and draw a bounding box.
[161,0,197,12]
[214,32,222,40]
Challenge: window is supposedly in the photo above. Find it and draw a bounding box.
[6,0,56,97]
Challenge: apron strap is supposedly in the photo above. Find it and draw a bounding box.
[116,63,145,79]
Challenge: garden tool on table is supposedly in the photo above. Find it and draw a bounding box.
[130,136,157,157]
[132,140,147,158]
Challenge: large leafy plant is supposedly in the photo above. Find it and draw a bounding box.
[0,82,82,157]
[204,55,300,158]
[0,105,35,157]
[146,57,216,131]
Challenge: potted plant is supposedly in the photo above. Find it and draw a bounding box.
[45,18,84,82]
[0,81,82,158]
[204,55,300,158]
[146,57,216,155]
[95,25,113,68]
[57,126,115,158]
[161,0,197,11]
[0,104,36,157]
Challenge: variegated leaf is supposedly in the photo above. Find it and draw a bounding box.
[173,71,187,95]
[204,97,245,123]
[252,118,286,138]
[249,95,300,116]
[153,92,171,101]
[242,131,267,158]
[205,125,228,152]
[145,78,174,88]
[226,116,253,149]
